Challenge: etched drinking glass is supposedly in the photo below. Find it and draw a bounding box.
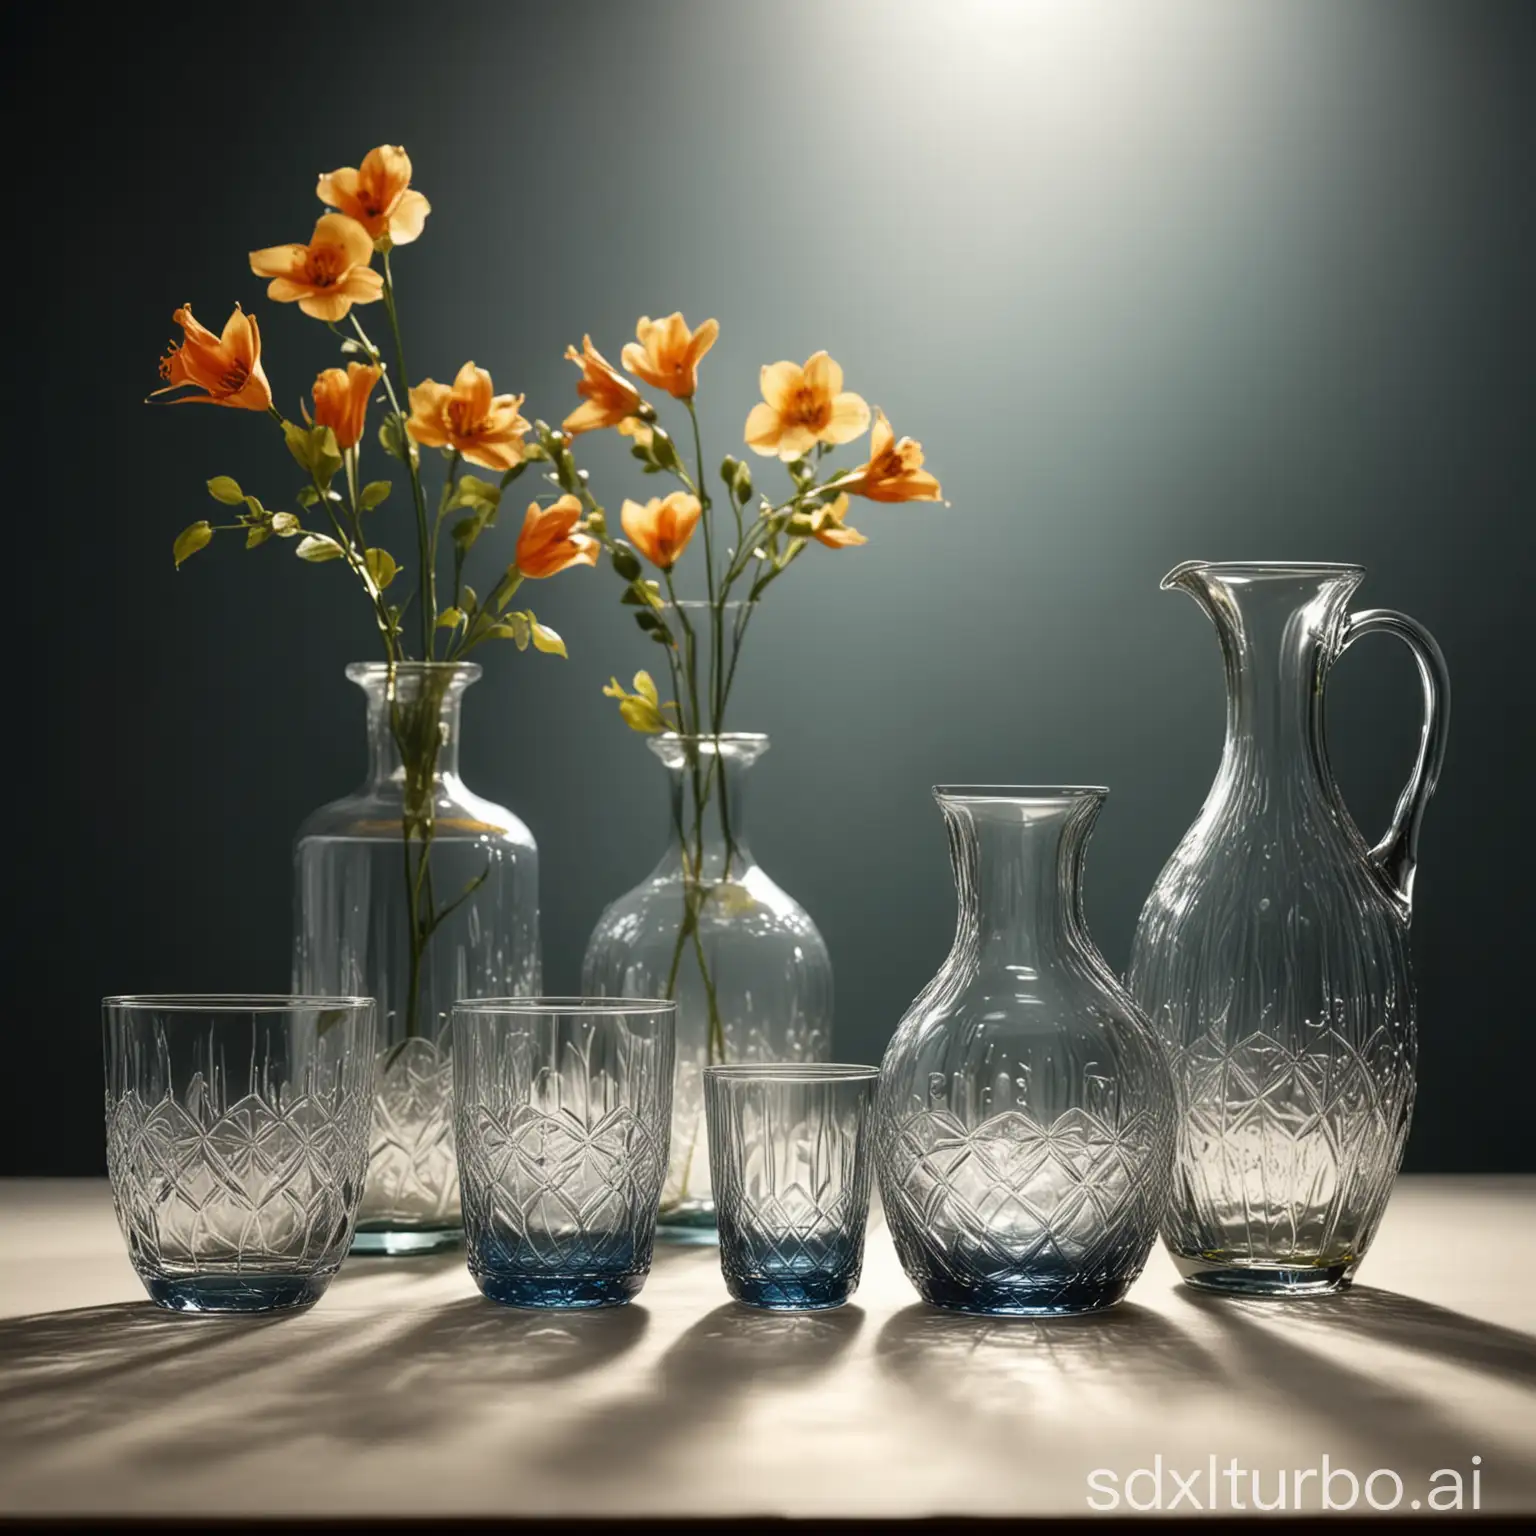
[704,1063,879,1311]
[103,995,376,1313]
[452,998,675,1308]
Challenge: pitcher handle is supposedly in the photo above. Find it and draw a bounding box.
[1338,608,1450,914]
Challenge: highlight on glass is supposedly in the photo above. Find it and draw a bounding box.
[704,1062,880,1311]
[103,994,377,1313]
[451,997,675,1309]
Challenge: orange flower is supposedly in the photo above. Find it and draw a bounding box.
[621,312,719,401]
[316,145,430,249]
[249,213,384,323]
[307,361,381,450]
[152,303,272,411]
[621,492,702,571]
[809,494,868,549]
[515,495,599,579]
[829,409,942,503]
[406,362,530,472]
[744,351,870,461]
[617,416,655,451]
[562,335,644,435]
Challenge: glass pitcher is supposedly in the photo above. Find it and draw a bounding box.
[1128,562,1448,1295]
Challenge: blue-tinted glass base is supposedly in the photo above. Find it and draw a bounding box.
[143,1272,331,1313]
[915,1271,1132,1316]
[1175,1253,1354,1297]
[727,1273,852,1311]
[721,1233,860,1311]
[473,1270,645,1309]
[350,1225,462,1257]
[468,1230,648,1309]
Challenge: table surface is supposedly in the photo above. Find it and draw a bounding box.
[1,1176,1533,1520]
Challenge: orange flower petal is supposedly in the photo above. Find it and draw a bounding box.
[803,350,842,398]
[315,211,376,268]
[758,360,801,413]
[823,391,872,445]
[744,400,784,456]
[249,243,308,278]
[389,188,430,245]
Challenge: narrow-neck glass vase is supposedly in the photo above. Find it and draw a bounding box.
[1128,562,1449,1296]
[582,733,832,1237]
[877,788,1176,1315]
[293,662,540,1254]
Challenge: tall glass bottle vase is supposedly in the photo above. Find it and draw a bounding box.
[1128,562,1449,1295]
[294,662,540,1254]
[583,734,832,1237]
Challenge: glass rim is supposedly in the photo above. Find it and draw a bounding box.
[704,1062,880,1083]
[1165,560,1364,586]
[451,995,678,1017]
[345,660,483,681]
[933,784,1109,801]
[661,598,756,612]
[656,731,769,745]
[103,994,374,1013]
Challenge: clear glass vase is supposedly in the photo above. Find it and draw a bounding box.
[1128,562,1449,1295]
[582,734,832,1237]
[293,661,540,1254]
[877,787,1177,1315]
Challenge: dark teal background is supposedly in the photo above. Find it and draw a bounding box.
[12,0,1533,1172]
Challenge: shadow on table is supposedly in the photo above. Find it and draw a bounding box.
[1174,1285,1536,1500]
[0,1291,651,1469]
[874,1300,1224,1421]
[539,1301,865,1483]
[1200,1284,1536,1392]
[0,1302,290,1446]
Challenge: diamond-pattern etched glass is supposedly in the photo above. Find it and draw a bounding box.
[704,1064,878,1311]
[878,788,1177,1316]
[103,995,376,1313]
[452,998,674,1309]
[1129,563,1448,1295]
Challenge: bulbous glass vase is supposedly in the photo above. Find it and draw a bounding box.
[293,662,540,1254]
[877,787,1176,1315]
[582,733,832,1237]
[1128,562,1448,1295]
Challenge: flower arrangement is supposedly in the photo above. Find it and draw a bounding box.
[151,144,594,1040]
[525,314,944,1064]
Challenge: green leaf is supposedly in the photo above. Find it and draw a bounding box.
[241,494,267,521]
[461,585,479,615]
[634,671,659,707]
[359,480,392,511]
[245,525,272,549]
[284,421,315,474]
[452,515,483,551]
[173,521,213,568]
[634,609,662,633]
[295,533,345,563]
[530,619,566,658]
[508,611,532,650]
[271,511,300,537]
[207,476,244,505]
[436,607,466,630]
[364,547,398,590]
[611,546,642,582]
[449,476,501,512]
[378,414,417,466]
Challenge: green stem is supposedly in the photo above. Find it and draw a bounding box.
[366,267,434,659]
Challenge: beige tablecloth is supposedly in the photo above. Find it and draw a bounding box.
[1,1176,1532,1518]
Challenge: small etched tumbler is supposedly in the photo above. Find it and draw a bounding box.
[104,995,376,1313]
[704,1063,878,1310]
[877,788,1176,1315]
[452,998,674,1308]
